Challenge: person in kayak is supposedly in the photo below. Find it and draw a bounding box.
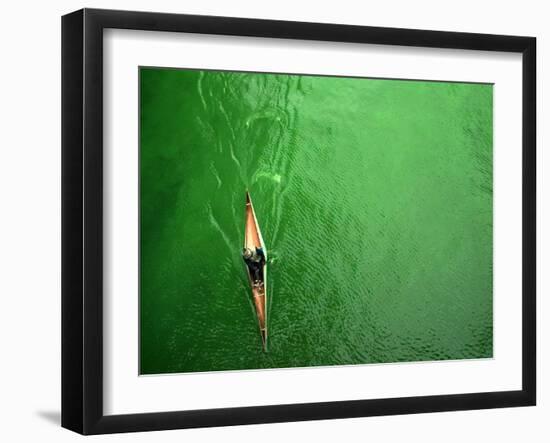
[243,247,266,287]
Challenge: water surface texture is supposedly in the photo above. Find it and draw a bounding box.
[140,68,493,375]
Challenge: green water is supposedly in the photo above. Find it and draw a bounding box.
[140,67,493,375]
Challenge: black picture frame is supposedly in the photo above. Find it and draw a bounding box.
[62,8,536,435]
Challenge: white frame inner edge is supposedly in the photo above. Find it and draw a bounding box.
[103,29,523,415]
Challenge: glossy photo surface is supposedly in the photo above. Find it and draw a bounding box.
[139,67,493,375]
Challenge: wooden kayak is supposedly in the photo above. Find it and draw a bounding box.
[243,191,268,350]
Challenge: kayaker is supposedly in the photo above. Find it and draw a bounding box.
[243,247,265,286]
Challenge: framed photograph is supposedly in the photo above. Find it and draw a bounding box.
[61,8,536,435]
